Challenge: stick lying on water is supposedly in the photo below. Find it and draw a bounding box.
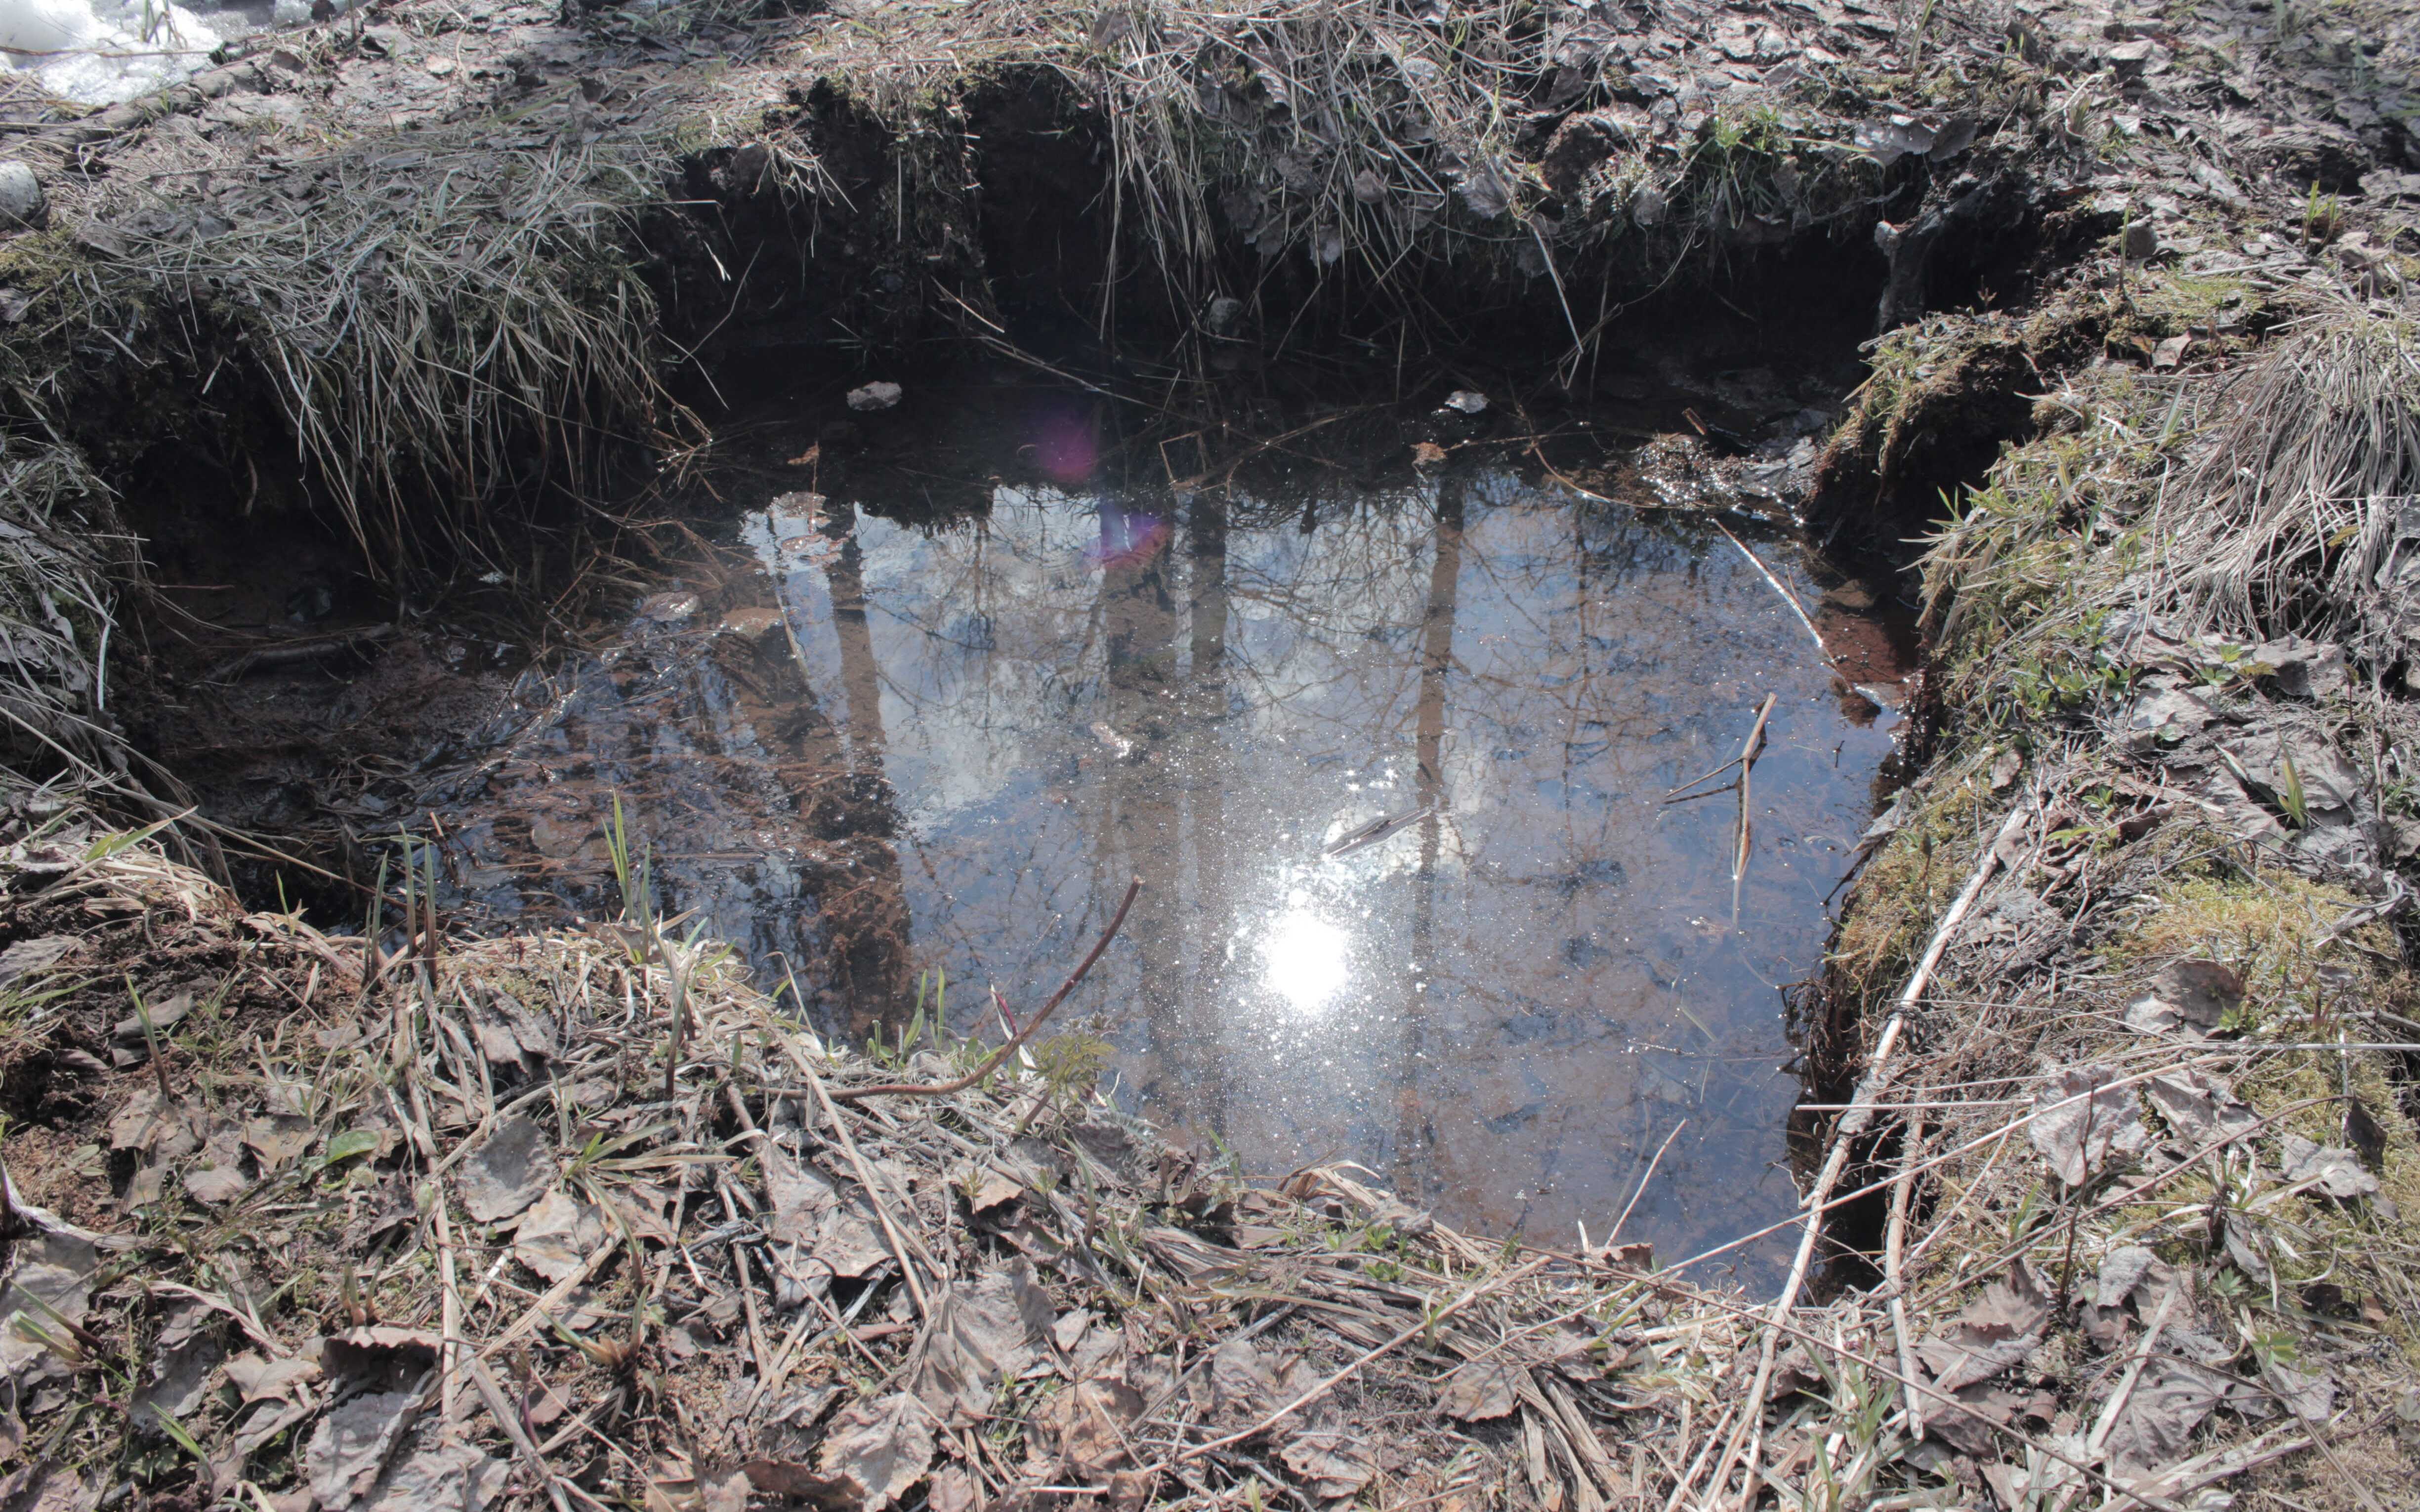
[1712,519,1831,664]
[829,878,1141,1103]
[208,623,396,681]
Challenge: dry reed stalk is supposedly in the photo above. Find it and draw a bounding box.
[1732,693,1777,902]
[437,1195,463,1423]
[1708,802,2030,1500]
[1883,1118,1927,1439]
[1714,518,1832,664]
[802,1065,934,1318]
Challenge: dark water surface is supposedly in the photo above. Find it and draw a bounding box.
[423,384,1908,1276]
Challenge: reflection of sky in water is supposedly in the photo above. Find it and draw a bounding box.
[429,459,1900,1280]
[739,469,1900,1276]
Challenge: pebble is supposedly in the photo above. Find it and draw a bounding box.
[0,163,46,231]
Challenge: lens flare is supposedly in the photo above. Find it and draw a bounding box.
[1088,506,1170,568]
[1261,907,1350,1015]
[1032,407,1099,485]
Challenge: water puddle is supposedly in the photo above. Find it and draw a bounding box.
[420,382,1911,1273]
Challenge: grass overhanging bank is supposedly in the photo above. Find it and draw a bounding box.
[4,0,2420,1507]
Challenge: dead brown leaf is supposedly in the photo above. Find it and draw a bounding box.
[244,1114,318,1173]
[1279,1427,1377,1499]
[2103,1359,2233,1480]
[1437,1359,1519,1422]
[305,1389,422,1508]
[814,1391,937,1511]
[1037,1377,1143,1481]
[2029,1065,2144,1185]
[1916,1261,2050,1392]
[226,1351,322,1405]
[2145,1071,2255,1147]
[456,1115,556,1223]
[2125,959,2242,1036]
[183,1128,250,1205]
[1107,1467,1157,1510]
[2280,1134,2379,1198]
[513,1190,608,1282]
[107,1087,197,1157]
[926,1466,978,1512]
[762,1144,889,1280]
[360,1440,510,1512]
[910,1264,1049,1426]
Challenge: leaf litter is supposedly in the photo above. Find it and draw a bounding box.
[4,746,2414,1512]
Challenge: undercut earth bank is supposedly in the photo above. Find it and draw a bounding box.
[4,0,2420,1508]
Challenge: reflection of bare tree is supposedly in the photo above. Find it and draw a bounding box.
[1097,499,1188,1123]
[436,463,1894,1268]
[1395,475,1463,1203]
[820,501,916,1036]
[1181,490,1234,1139]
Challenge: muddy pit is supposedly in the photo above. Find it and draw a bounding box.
[129,356,1918,1277]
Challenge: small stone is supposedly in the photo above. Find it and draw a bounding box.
[0,164,46,231]
[846,381,903,412]
[2106,39,2154,76]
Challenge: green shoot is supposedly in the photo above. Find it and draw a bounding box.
[125,976,172,1103]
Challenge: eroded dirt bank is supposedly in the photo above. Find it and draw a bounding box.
[3,0,2420,1509]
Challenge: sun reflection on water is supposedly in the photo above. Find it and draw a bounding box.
[1259,902,1351,1016]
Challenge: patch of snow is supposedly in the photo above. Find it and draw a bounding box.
[0,0,225,106]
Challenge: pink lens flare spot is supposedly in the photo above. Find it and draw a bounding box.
[1087,509,1170,568]
[1033,409,1099,485]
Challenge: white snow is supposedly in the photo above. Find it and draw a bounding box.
[0,0,224,106]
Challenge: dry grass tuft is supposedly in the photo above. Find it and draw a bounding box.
[2158,300,2420,649]
[0,437,128,780]
[77,131,679,576]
